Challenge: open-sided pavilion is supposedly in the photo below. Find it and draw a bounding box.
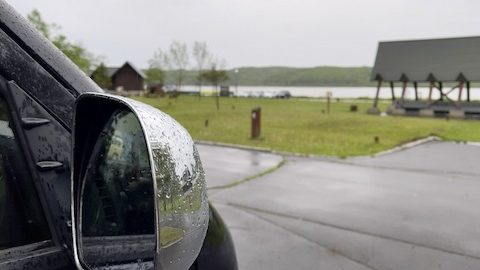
[369,36,480,118]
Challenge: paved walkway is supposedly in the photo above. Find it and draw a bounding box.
[197,141,480,270]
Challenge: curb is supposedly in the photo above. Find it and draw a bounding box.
[195,140,272,154]
[371,136,441,157]
[195,140,341,161]
[196,136,444,160]
[460,141,480,147]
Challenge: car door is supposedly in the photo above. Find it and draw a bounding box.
[0,76,72,269]
[0,14,79,267]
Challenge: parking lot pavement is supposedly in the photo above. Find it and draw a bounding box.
[213,203,371,270]
[348,140,480,176]
[198,141,480,270]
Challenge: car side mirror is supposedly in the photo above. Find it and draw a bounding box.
[71,93,209,270]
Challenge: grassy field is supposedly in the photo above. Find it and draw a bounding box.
[134,95,480,157]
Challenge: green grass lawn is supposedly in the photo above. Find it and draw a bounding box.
[134,95,480,157]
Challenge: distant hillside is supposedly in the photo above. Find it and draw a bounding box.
[164,66,375,87]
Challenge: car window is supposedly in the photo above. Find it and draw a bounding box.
[0,96,51,250]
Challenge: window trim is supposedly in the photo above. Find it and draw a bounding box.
[0,241,52,261]
[0,77,63,264]
[0,245,70,269]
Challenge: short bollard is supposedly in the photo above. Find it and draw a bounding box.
[251,107,261,139]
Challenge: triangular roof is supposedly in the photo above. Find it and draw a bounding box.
[106,67,119,77]
[93,61,147,79]
[117,61,146,79]
[371,36,480,82]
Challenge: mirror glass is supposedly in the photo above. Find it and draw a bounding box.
[80,109,155,269]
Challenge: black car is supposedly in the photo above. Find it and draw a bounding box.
[0,1,236,269]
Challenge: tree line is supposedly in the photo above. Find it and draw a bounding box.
[144,41,229,93]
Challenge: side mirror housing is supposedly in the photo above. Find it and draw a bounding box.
[71,93,209,269]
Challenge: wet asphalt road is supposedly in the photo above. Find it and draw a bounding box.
[197,141,480,270]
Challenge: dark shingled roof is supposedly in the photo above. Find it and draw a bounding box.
[90,61,147,80]
[121,61,147,79]
[371,36,480,82]
[96,62,147,79]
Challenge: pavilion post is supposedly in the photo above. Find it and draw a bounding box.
[467,81,471,102]
[428,82,433,101]
[439,82,443,101]
[458,82,464,102]
[401,81,407,103]
[373,80,382,108]
[390,81,395,101]
[414,82,418,100]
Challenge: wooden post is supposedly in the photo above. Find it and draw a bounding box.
[401,81,407,103]
[251,107,261,139]
[414,82,418,101]
[373,80,382,108]
[458,82,464,102]
[467,81,471,102]
[390,81,395,101]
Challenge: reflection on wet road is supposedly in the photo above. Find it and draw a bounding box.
[197,144,283,190]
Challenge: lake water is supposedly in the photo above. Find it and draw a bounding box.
[182,85,480,100]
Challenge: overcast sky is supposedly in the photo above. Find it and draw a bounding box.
[7,0,480,69]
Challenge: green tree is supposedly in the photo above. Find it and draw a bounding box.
[90,62,111,89]
[27,10,51,39]
[192,41,210,98]
[201,61,229,110]
[145,49,167,88]
[27,9,96,73]
[167,41,189,91]
[145,68,164,85]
